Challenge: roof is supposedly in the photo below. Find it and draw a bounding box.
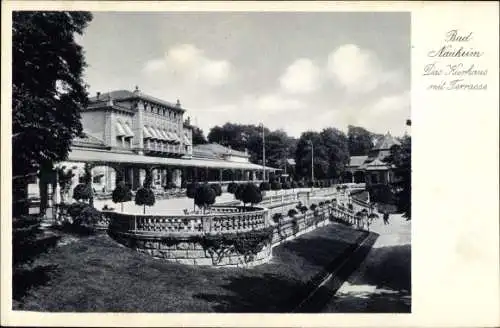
[193,143,249,159]
[72,131,109,149]
[348,155,368,167]
[88,89,185,113]
[67,147,278,171]
[373,132,401,150]
[360,158,392,171]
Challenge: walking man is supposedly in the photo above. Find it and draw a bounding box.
[383,212,390,225]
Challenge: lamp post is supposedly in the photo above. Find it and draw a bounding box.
[308,139,314,184]
[261,123,266,181]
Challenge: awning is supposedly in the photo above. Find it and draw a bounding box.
[152,127,165,140]
[143,126,152,139]
[68,147,280,171]
[171,132,181,143]
[123,123,134,137]
[115,122,126,137]
[183,136,192,145]
[160,130,170,141]
[148,127,159,139]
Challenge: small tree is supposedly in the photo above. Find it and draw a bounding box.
[194,184,216,214]
[288,209,298,217]
[112,181,132,212]
[239,183,263,209]
[73,183,92,203]
[227,182,238,194]
[56,166,74,203]
[211,183,222,197]
[272,213,283,224]
[82,163,94,206]
[271,181,282,195]
[135,170,155,214]
[259,181,270,192]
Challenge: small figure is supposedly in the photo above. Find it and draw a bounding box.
[383,212,390,225]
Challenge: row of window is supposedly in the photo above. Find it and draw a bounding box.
[144,104,181,121]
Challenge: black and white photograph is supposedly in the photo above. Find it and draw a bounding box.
[8,10,413,314]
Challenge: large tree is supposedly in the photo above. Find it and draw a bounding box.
[295,131,329,180]
[191,125,208,145]
[386,135,411,219]
[347,125,375,156]
[320,127,350,181]
[12,11,93,216]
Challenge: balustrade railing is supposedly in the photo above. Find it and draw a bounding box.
[104,205,269,236]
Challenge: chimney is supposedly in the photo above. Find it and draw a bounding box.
[176,99,181,107]
[134,85,140,93]
[96,92,101,99]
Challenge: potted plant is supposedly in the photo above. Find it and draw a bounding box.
[194,184,216,214]
[135,170,155,214]
[112,181,132,212]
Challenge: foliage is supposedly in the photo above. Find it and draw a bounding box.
[112,182,132,211]
[368,184,396,205]
[12,11,93,216]
[191,125,208,145]
[56,166,74,192]
[238,183,263,206]
[299,206,308,214]
[308,181,314,188]
[290,180,298,189]
[347,125,381,156]
[282,181,291,190]
[385,135,411,219]
[227,182,238,194]
[348,203,353,211]
[73,183,92,202]
[272,213,283,224]
[259,181,270,191]
[297,181,305,188]
[210,184,222,196]
[270,181,282,191]
[287,209,298,217]
[186,183,199,199]
[135,188,155,214]
[194,184,216,212]
[310,204,318,211]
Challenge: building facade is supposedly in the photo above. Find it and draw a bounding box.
[345,132,401,186]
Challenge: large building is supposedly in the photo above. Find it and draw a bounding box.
[345,132,401,185]
[56,87,277,194]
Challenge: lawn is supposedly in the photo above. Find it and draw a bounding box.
[14,223,371,312]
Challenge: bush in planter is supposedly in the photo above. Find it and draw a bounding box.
[299,205,308,214]
[211,183,222,196]
[63,203,101,234]
[112,181,132,212]
[194,184,216,213]
[238,183,263,208]
[259,181,271,191]
[227,182,238,194]
[288,208,298,217]
[291,180,298,189]
[272,213,283,224]
[270,181,282,194]
[318,201,324,207]
[135,171,156,214]
[310,204,318,211]
[282,182,291,190]
[348,203,354,211]
[186,182,199,211]
[73,183,93,202]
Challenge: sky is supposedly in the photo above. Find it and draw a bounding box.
[78,12,410,138]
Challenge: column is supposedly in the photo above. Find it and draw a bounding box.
[139,168,146,187]
[252,171,256,181]
[172,169,182,187]
[219,169,223,183]
[245,171,250,181]
[106,167,116,191]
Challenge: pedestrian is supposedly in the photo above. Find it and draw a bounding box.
[383,212,390,225]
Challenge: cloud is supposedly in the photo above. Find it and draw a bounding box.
[327,44,402,94]
[142,44,231,86]
[255,94,305,112]
[279,58,322,94]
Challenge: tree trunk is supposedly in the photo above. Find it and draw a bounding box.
[13,177,29,217]
[143,205,146,214]
[121,202,124,212]
[39,178,48,216]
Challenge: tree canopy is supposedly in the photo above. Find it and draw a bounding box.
[191,125,208,145]
[12,11,93,215]
[386,135,411,219]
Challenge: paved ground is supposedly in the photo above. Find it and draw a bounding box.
[322,213,411,313]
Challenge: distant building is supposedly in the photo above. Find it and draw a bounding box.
[345,132,401,185]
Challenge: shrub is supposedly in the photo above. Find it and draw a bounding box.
[288,209,298,217]
[314,180,320,188]
[291,181,298,189]
[135,187,155,214]
[272,213,283,224]
[310,204,318,211]
[259,181,270,191]
[271,181,282,192]
[336,185,341,192]
[102,204,115,211]
[318,201,324,207]
[65,203,101,234]
[227,182,238,194]
[73,183,92,202]
[112,181,132,212]
[348,203,353,211]
[211,183,222,196]
[194,184,216,213]
[297,181,305,188]
[299,205,308,214]
[308,181,314,188]
[282,182,291,190]
[164,182,177,190]
[239,183,263,207]
[186,183,199,198]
